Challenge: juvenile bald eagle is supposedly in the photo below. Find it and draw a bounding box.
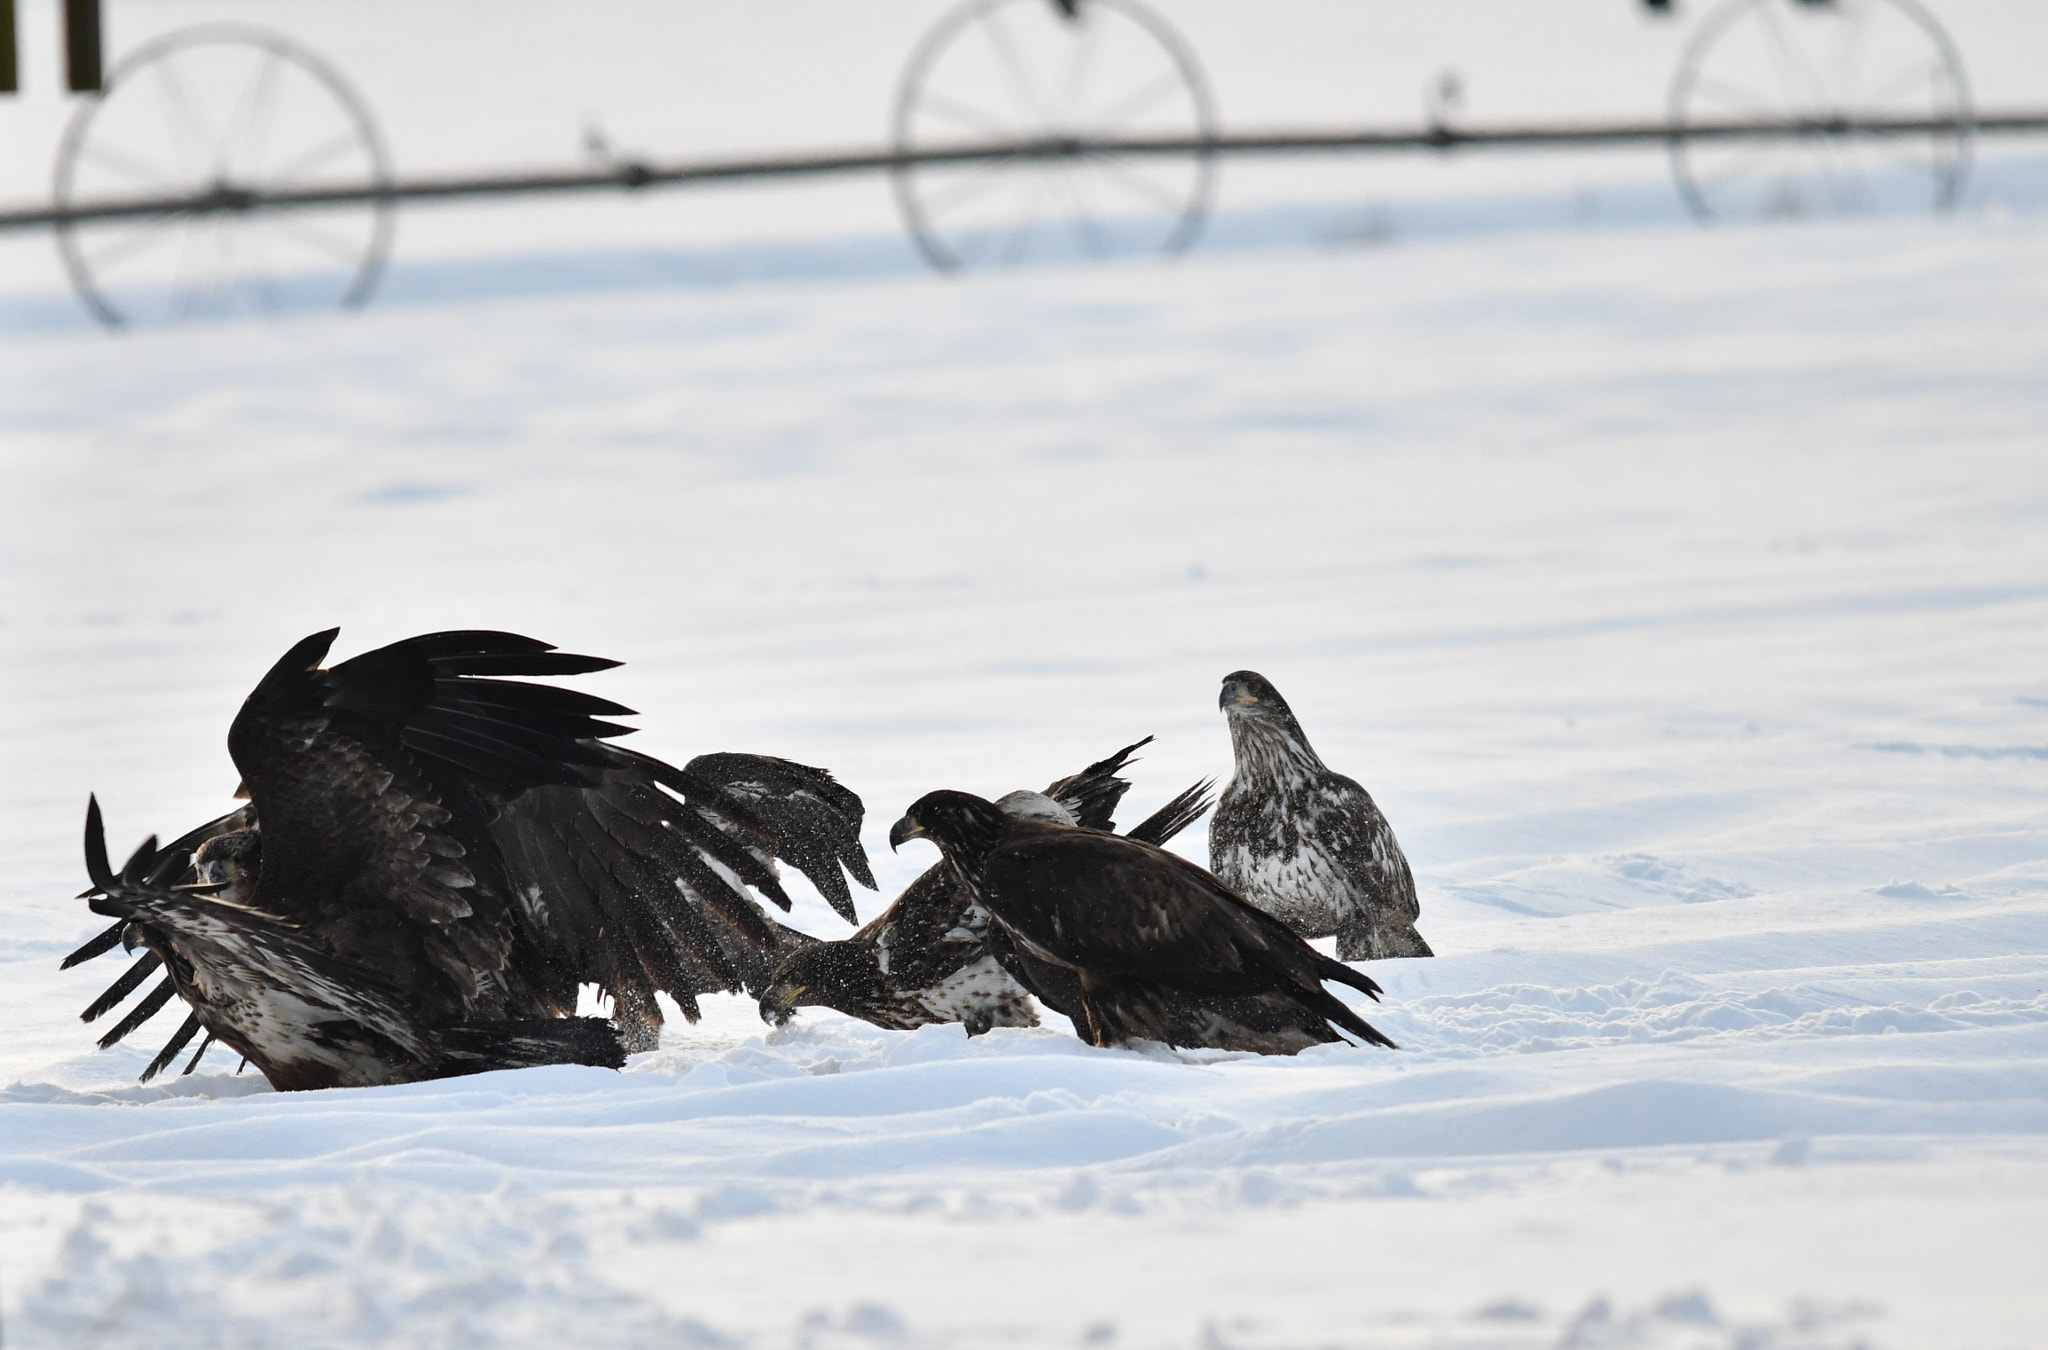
[759,738,1211,1035]
[1210,671,1431,961]
[888,791,1395,1053]
[78,809,625,1089]
[66,628,873,1088]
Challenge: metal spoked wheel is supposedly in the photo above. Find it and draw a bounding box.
[891,0,1218,273]
[1669,0,1972,223]
[53,24,394,328]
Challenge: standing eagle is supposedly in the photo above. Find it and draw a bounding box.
[1210,671,1431,961]
[758,738,1212,1035]
[64,629,873,1089]
[888,791,1395,1053]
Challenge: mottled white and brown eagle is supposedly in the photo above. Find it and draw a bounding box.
[1210,671,1431,961]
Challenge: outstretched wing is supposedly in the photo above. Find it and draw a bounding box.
[664,752,875,923]
[230,631,875,1019]
[225,629,643,1019]
[63,804,252,973]
[69,799,195,1063]
[490,748,863,1018]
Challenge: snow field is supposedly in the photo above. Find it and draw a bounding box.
[3,33,2048,1344]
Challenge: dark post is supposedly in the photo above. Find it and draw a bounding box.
[64,0,102,92]
[1,0,18,95]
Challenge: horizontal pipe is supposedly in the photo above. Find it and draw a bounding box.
[3,109,2045,231]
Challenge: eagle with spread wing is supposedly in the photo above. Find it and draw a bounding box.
[1210,671,1431,961]
[65,629,873,1089]
[758,738,1211,1035]
[888,790,1395,1053]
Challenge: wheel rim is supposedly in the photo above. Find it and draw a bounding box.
[890,0,1218,273]
[1668,0,1973,224]
[52,23,395,328]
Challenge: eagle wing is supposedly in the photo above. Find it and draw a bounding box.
[668,752,875,922]
[490,748,862,1018]
[1124,779,1216,848]
[1041,736,1151,830]
[66,803,263,1078]
[982,824,1392,1048]
[79,808,622,1090]
[1317,770,1422,925]
[232,631,876,1019]
[226,629,632,1018]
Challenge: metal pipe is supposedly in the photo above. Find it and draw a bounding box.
[5,109,2044,231]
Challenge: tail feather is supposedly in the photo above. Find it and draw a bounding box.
[62,921,128,970]
[1314,990,1398,1049]
[1125,779,1216,848]
[80,951,162,1023]
[437,1017,626,1072]
[1313,952,1386,1002]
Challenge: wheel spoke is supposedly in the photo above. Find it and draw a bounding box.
[1834,1,1874,103]
[1858,60,1944,108]
[1690,144,1789,194]
[168,215,219,320]
[1082,152,1187,213]
[1755,3,1830,107]
[79,144,181,188]
[1057,11,1102,123]
[233,220,288,315]
[1054,167,1107,258]
[81,219,182,273]
[997,173,1053,264]
[264,211,368,266]
[265,131,369,186]
[978,8,1049,126]
[1687,73,1782,116]
[231,49,286,178]
[1094,69,1186,131]
[914,91,1019,139]
[151,56,220,176]
[919,163,1016,219]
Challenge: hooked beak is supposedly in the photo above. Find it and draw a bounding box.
[1221,684,1259,711]
[887,815,927,852]
[759,983,804,1026]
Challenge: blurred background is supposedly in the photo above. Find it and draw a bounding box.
[2,0,2043,326]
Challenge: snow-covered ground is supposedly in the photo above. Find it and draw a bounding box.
[4,4,2047,1348]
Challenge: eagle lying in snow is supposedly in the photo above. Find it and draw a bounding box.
[1210,671,1432,961]
[888,790,1395,1053]
[759,738,1212,1035]
[65,629,874,1089]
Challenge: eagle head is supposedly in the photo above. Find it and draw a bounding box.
[991,790,1078,827]
[190,830,262,904]
[889,791,1010,862]
[758,942,878,1026]
[1220,670,1294,718]
[1219,670,1320,769]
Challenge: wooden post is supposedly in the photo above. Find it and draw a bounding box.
[64,0,102,92]
[1,0,18,95]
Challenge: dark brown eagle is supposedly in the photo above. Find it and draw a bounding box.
[887,790,1395,1053]
[1210,671,1431,960]
[64,628,873,1089]
[758,738,1212,1035]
